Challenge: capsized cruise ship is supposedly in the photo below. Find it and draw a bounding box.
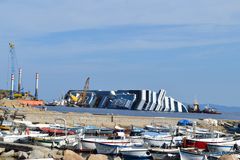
[64,89,188,113]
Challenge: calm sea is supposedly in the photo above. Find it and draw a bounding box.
[42,106,240,120]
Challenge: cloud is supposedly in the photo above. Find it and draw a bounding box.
[1,0,240,105]
[17,24,240,60]
[1,0,240,38]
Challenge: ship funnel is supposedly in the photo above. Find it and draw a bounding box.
[10,74,14,99]
[35,73,39,100]
[18,68,22,93]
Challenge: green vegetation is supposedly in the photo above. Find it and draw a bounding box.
[0,90,10,99]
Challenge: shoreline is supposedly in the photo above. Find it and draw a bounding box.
[14,108,232,133]
[0,99,238,131]
[0,100,239,159]
[43,105,240,121]
[23,110,184,128]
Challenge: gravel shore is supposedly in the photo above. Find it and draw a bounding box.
[22,109,183,128]
[0,99,238,131]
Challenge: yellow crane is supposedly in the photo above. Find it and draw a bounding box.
[69,77,90,106]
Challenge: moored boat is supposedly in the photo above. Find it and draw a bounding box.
[150,148,179,160]
[120,148,152,160]
[31,135,78,149]
[144,135,182,147]
[0,120,14,131]
[95,142,142,155]
[184,132,233,150]
[0,131,48,143]
[79,137,130,151]
[39,127,76,136]
[207,140,240,152]
[179,149,208,160]
[129,126,145,144]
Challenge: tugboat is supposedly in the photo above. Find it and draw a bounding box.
[188,101,221,114]
[187,100,201,113]
[202,105,221,114]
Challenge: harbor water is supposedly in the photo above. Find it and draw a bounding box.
[43,106,240,120]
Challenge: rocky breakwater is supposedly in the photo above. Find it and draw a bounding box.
[0,141,82,160]
[0,141,122,160]
[0,141,60,159]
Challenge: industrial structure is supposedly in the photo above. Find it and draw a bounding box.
[8,42,18,92]
[65,89,188,112]
[0,42,44,106]
[69,77,90,106]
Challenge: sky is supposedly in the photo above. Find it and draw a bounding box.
[0,0,240,106]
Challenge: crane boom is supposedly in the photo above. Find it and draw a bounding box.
[77,77,90,105]
[68,77,90,106]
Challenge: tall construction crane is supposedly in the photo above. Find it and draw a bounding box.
[69,77,90,106]
[8,42,18,91]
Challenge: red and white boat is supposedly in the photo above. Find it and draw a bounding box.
[183,132,233,150]
[39,127,76,136]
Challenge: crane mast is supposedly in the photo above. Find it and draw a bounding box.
[9,42,18,91]
[68,77,90,106]
[77,77,90,105]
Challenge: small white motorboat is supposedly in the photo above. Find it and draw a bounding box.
[96,142,142,155]
[144,135,182,147]
[0,130,48,143]
[32,134,78,149]
[207,140,240,152]
[79,137,130,151]
[150,148,179,160]
[179,149,208,160]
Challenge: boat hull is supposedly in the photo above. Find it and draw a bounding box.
[120,148,151,158]
[207,140,240,152]
[150,148,179,160]
[79,138,130,151]
[96,142,134,155]
[185,137,233,150]
[32,135,78,149]
[180,150,206,160]
[79,140,96,151]
[144,136,182,147]
[144,137,172,147]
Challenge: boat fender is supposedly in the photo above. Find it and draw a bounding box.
[146,151,151,156]
[182,137,187,148]
[233,143,239,151]
[25,128,30,135]
[161,143,168,149]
